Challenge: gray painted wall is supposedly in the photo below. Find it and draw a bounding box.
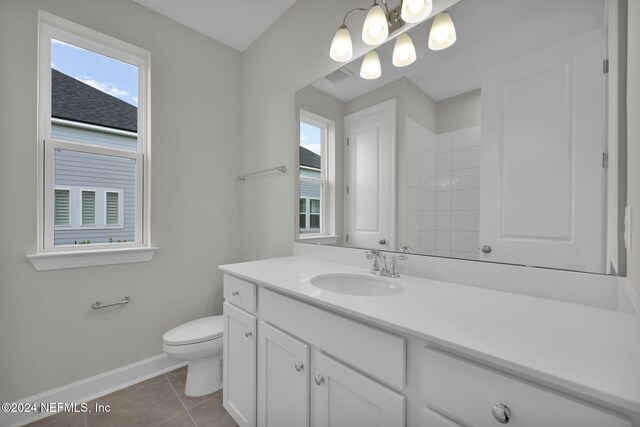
[436,89,482,134]
[0,0,242,402]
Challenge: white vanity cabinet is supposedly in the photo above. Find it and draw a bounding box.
[222,272,635,427]
[223,274,406,427]
[257,320,309,427]
[313,351,405,427]
[421,347,632,427]
[223,276,258,427]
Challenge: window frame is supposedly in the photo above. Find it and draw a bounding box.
[299,111,329,237]
[30,11,155,270]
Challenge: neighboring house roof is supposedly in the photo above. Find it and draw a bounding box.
[299,146,320,169]
[51,69,137,133]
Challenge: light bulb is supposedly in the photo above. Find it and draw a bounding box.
[360,50,381,79]
[330,25,353,62]
[428,12,456,50]
[362,4,389,45]
[401,0,433,23]
[392,33,416,67]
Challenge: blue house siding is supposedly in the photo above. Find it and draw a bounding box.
[52,122,137,151]
[53,124,136,246]
[300,181,321,199]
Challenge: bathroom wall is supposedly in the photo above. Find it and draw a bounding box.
[0,0,242,402]
[435,126,481,259]
[404,118,437,254]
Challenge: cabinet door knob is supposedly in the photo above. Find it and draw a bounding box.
[294,362,304,372]
[314,374,325,385]
[491,403,511,424]
[232,290,239,296]
[244,330,252,338]
[481,245,492,254]
[379,238,387,245]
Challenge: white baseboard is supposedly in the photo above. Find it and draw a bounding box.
[1,354,186,427]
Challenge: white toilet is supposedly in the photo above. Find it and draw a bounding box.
[163,315,223,397]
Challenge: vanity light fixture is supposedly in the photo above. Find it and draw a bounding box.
[329,0,456,79]
[360,50,382,79]
[392,33,417,67]
[428,11,456,50]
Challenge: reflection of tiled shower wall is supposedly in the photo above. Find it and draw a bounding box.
[404,118,436,255]
[435,126,481,259]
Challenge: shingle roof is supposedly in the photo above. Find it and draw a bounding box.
[299,146,321,169]
[51,69,137,133]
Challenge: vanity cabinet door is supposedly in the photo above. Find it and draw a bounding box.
[312,352,405,427]
[223,302,256,427]
[257,321,309,427]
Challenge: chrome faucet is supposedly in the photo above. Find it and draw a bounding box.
[365,251,408,277]
[365,250,388,276]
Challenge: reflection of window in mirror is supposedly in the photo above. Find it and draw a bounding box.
[299,110,335,239]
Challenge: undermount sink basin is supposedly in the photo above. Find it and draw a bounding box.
[310,274,404,296]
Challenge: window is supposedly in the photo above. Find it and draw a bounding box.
[54,189,69,225]
[299,112,329,235]
[106,192,119,225]
[30,12,154,270]
[299,197,321,233]
[81,190,96,225]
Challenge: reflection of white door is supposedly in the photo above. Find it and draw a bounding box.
[480,30,606,273]
[344,99,396,250]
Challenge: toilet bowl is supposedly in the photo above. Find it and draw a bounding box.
[163,316,223,397]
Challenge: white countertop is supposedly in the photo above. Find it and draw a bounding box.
[219,256,640,414]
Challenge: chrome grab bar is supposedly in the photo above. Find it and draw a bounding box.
[92,296,131,310]
[237,165,287,182]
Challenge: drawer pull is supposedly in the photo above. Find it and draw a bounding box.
[314,374,325,385]
[245,329,252,338]
[492,403,511,424]
[232,290,239,296]
[295,362,304,372]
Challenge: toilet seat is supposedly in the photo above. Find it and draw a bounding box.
[163,316,223,346]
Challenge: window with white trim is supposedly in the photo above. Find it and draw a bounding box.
[299,111,331,236]
[35,12,151,264]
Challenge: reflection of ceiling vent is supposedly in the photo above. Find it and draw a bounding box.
[325,67,354,84]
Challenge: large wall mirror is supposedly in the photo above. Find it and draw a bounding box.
[295,0,626,275]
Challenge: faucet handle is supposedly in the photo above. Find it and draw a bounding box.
[389,255,408,278]
[365,250,379,260]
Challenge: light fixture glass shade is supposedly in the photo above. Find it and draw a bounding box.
[392,33,417,67]
[330,25,353,62]
[360,50,381,79]
[400,0,433,23]
[362,4,389,45]
[428,12,456,50]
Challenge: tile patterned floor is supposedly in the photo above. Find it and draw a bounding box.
[25,367,238,427]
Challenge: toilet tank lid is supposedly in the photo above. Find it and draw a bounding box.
[163,315,223,346]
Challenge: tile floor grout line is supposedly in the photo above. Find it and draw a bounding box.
[156,371,198,427]
[164,373,191,413]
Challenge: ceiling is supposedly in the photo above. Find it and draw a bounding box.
[312,0,605,102]
[131,0,298,51]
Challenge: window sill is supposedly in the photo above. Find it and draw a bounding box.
[27,247,158,271]
[298,235,340,245]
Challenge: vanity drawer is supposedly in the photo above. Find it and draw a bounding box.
[422,346,631,427]
[259,287,405,390]
[224,274,256,313]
